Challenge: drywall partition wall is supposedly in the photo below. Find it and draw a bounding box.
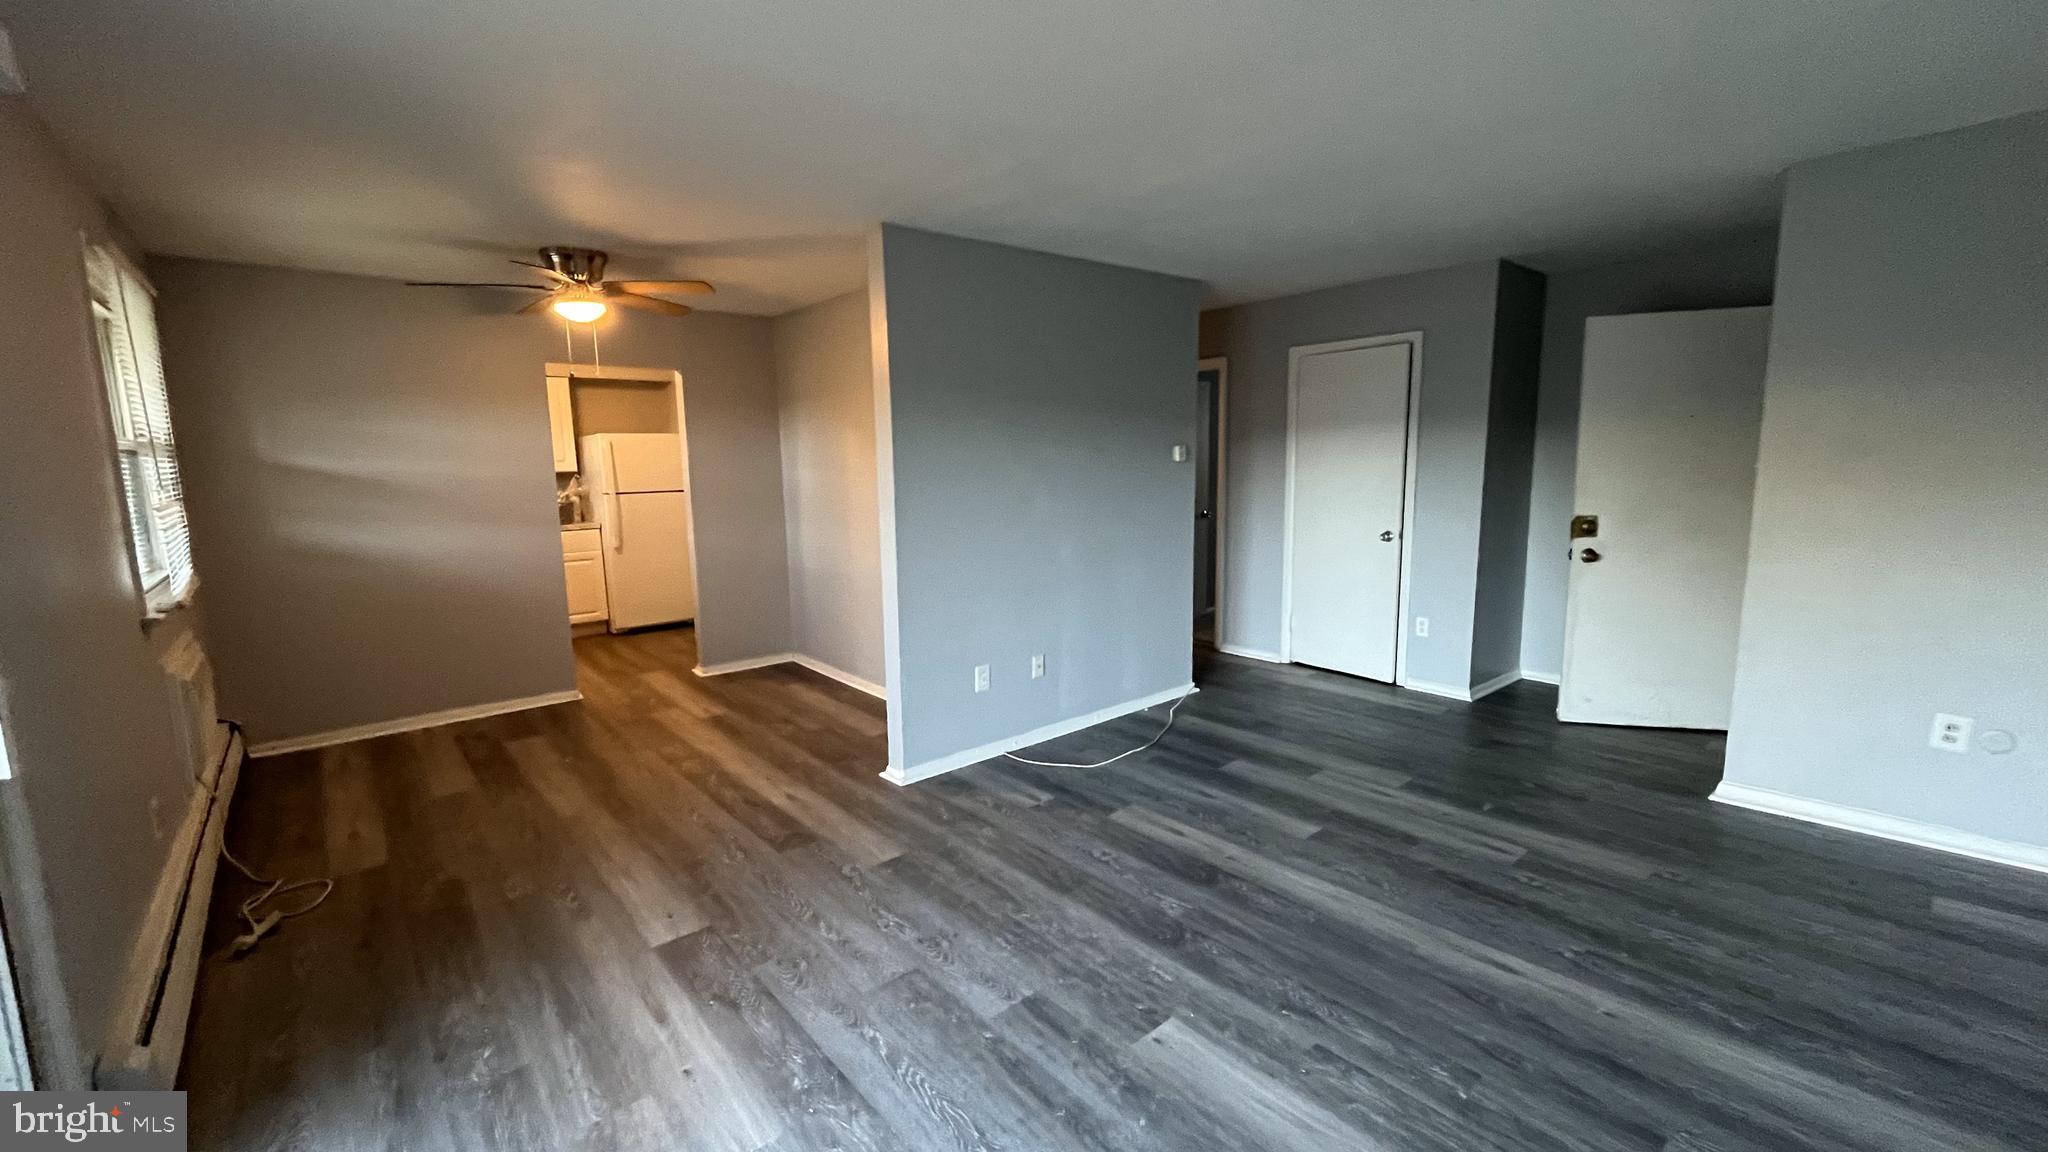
[1199,260,1536,694]
[1720,110,2048,866]
[153,258,793,745]
[872,225,1202,779]
[1469,264,1546,690]
[773,288,885,691]
[1517,228,1778,680]
[0,97,205,1086]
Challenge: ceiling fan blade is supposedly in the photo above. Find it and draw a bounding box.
[405,281,552,290]
[518,292,561,315]
[509,260,574,283]
[608,279,715,296]
[608,291,692,316]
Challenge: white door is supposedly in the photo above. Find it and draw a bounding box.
[1559,306,1771,728]
[1287,341,1411,682]
[604,490,697,630]
[606,433,686,493]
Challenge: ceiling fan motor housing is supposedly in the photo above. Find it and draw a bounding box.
[540,246,607,284]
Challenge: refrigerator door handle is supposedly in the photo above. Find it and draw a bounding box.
[608,442,624,552]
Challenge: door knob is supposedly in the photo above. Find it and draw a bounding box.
[1579,547,1602,562]
[1379,530,1395,542]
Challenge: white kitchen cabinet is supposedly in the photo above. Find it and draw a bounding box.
[561,528,607,623]
[546,374,576,472]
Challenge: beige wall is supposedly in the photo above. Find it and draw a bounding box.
[153,258,793,745]
[0,98,205,1086]
[571,379,676,436]
[773,289,884,687]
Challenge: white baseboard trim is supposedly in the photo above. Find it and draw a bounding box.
[1468,671,1521,701]
[1215,643,1286,664]
[694,652,797,678]
[881,682,1196,787]
[1403,671,1524,703]
[247,690,583,758]
[788,654,886,700]
[99,728,243,1089]
[1710,782,2048,876]
[1520,669,1561,686]
[1401,677,1474,702]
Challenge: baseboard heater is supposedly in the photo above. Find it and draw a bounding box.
[95,721,241,1090]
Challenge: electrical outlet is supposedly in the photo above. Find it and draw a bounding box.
[1030,654,1046,680]
[973,664,991,693]
[1414,617,1430,638]
[1928,713,1973,753]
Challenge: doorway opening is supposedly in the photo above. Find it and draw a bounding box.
[1280,333,1422,685]
[1193,357,1227,650]
[543,363,705,670]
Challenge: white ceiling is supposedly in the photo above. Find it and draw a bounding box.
[9,1,2046,314]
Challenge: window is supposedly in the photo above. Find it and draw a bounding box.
[85,246,194,615]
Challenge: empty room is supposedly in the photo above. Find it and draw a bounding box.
[0,3,2044,1150]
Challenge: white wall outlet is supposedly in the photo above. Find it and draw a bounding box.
[973,664,991,693]
[1171,444,1189,463]
[1414,617,1430,638]
[1030,654,1046,680]
[1928,713,1973,753]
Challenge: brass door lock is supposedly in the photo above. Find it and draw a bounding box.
[1570,514,1599,540]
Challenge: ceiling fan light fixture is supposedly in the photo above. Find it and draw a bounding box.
[551,293,607,323]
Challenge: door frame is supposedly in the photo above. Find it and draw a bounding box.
[1280,332,1423,686]
[543,362,705,646]
[1196,357,1229,643]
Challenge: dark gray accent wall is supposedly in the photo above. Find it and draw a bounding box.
[154,258,792,744]
[1470,264,1547,687]
[0,98,202,1086]
[873,225,1202,773]
[1517,228,1779,679]
[1722,110,2048,852]
[1199,259,1542,693]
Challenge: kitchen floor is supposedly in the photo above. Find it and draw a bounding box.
[181,628,2048,1151]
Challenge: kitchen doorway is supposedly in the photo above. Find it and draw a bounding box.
[543,363,706,654]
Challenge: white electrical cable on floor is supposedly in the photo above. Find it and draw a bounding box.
[221,843,333,956]
[1001,688,1196,769]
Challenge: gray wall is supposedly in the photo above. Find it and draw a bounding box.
[1199,260,1538,692]
[1517,229,1779,679]
[153,258,792,743]
[773,288,885,687]
[1722,110,2048,850]
[874,225,1202,772]
[0,98,204,1086]
[1470,264,1547,687]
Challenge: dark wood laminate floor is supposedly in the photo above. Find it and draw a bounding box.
[182,628,2048,1151]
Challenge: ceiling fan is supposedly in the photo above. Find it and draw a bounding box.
[406,247,712,322]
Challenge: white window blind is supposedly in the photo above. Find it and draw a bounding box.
[85,246,194,615]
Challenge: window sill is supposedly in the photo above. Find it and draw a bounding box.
[139,578,198,634]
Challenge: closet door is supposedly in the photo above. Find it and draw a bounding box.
[1286,341,1411,683]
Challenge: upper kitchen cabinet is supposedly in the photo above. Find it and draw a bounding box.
[546,374,576,471]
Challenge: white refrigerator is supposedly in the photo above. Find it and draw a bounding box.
[578,432,697,632]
